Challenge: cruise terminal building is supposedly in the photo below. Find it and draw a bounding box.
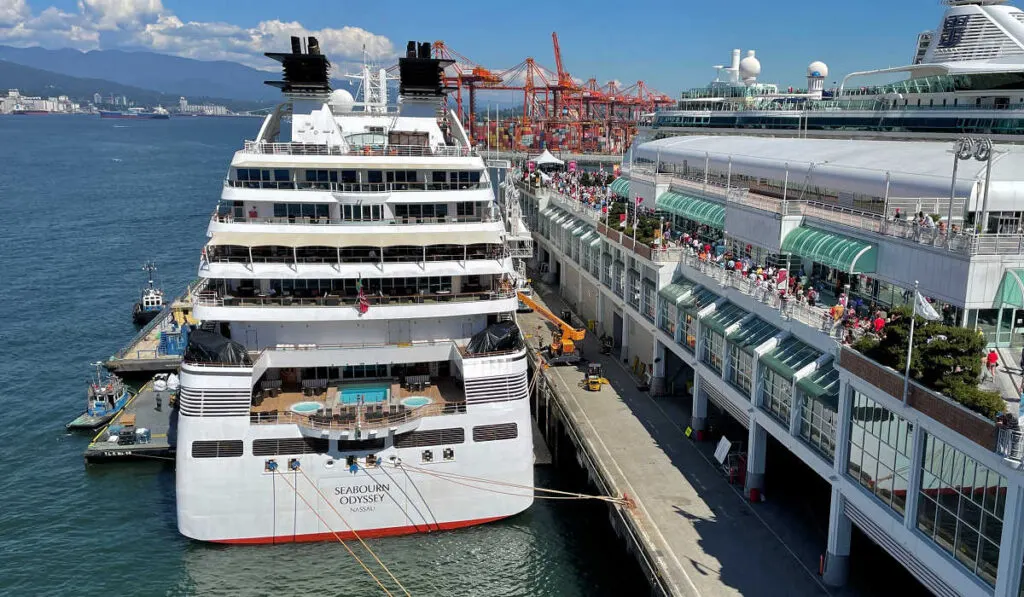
[518,135,1024,597]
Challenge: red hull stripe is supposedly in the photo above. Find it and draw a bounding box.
[213,515,508,544]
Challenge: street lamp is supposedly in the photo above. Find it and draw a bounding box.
[948,137,994,233]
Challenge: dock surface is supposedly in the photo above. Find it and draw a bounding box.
[520,288,831,597]
[105,292,194,374]
[85,382,177,463]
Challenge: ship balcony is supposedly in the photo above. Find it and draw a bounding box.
[239,141,478,158]
[223,179,490,193]
[210,210,497,228]
[192,279,517,322]
[250,376,467,439]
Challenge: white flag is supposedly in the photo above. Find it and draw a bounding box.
[914,291,940,321]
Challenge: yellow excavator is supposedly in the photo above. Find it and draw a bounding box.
[517,291,586,365]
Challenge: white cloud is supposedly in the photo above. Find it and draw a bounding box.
[0,0,395,68]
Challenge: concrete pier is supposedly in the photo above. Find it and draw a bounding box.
[84,381,177,463]
[521,287,831,597]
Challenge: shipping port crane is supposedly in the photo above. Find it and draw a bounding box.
[517,291,586,365]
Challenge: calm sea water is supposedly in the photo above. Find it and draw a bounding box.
[0,116,646,596]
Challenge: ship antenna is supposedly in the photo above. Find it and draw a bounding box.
[142,261,157,289]
[91,360,104,385]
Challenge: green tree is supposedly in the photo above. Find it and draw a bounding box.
[859,306,1003,417]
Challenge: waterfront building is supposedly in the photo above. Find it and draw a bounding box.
[518,132,1024,597]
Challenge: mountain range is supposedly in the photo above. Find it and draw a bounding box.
[0,45,361,106]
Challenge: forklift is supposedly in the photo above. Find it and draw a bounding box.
[581,362,610,391]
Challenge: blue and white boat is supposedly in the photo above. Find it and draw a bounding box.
[132,262,164,325]
[66,363,133,430]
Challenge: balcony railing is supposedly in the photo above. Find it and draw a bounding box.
[997,428,1024,463]
[241,141,477,157]
[211,212,494,226]
[225,179,489,192]
[194,288,515,308]
[251,401,468,432]
[679,250,853,339]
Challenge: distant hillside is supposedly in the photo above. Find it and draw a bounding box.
[0,45,359,103]
[0,60,268,112]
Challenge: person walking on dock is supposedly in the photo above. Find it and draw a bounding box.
[155,392,162,412]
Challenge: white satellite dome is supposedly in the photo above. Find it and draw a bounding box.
[329,89,355,108]
[807,61,829,78]
[738,50,761,83]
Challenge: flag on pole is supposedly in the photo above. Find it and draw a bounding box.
[619,213,627,228]
[914,291,940,321]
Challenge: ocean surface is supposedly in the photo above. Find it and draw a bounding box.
[0,115,646,596]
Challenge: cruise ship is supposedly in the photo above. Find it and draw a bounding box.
[645,0,1024,140]
[176,37,533,543]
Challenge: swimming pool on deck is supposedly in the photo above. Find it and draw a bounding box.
[338,384,389,405]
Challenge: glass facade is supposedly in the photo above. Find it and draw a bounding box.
[797,364,840,463]
[728,344,754,397]
[848,391,913,516]
[761,368,792,425]
[682,313,697,353]
[917,433,1007,588]
[702,327,725,374]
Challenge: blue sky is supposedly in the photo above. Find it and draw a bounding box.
[0,0,963,93]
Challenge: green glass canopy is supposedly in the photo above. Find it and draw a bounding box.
[610,178,631,197]
[780,226,877,274]
[797,360,841,401]
[997,269,1024,309]
[760,336,821,380]
[679,287,721,314]
[656,191,726,229]
[701,302,748,334]
[728,317,780,350]
[658,277,699,306]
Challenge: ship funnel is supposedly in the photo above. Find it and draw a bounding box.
[290,36,301,54]
[307,37,321,55]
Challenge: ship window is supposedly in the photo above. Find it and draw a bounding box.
[432,171,446,183]
[456,202,476,216]
[191,440,243,458]
[469,171,481,183]
[341,170,357,183]
[367,170,383,183]
[274,169,290,182]
[393,428,466,448]
[472,423,518,442]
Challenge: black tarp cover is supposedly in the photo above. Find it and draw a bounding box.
[183,328,252,365]
[466,321,523,354]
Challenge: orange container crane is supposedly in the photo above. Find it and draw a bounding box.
[432,40,503,139]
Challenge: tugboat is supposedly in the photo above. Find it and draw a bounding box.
[66,362,133,430]
[133,262,164,325]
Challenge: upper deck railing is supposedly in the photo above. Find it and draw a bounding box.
[241,141,477,158]
[633,170,1024,257]
[224,179,489,193]
[194,287,515,308]
[211,211,495,227]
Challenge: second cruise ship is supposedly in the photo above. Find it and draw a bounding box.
[175,37,533,543]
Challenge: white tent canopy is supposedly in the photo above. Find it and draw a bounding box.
[532,149,564,166]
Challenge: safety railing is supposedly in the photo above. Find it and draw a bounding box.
[240,141,477,157]
[250,401,468,432]
[194,288,515,308]
[210,212,494,226]
[996,428,1024,463]
[225,179,489,192]
[680,251,853,340]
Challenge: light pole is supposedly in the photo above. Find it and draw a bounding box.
[950,137,994,232]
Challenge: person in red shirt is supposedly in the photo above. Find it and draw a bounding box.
[986,350,999,381]
[873,316,885,335]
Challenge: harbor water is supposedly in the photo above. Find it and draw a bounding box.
[0,116,647,596]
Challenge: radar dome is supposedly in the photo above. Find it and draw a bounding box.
[738,50,761,83]
[329,89,355,108]
[807,61,828,78]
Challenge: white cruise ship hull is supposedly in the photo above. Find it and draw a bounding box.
[175,353,534,544]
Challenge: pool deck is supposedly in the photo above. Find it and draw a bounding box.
[252,379,464,422]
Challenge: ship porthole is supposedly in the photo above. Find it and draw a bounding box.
[325,459,335,468]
